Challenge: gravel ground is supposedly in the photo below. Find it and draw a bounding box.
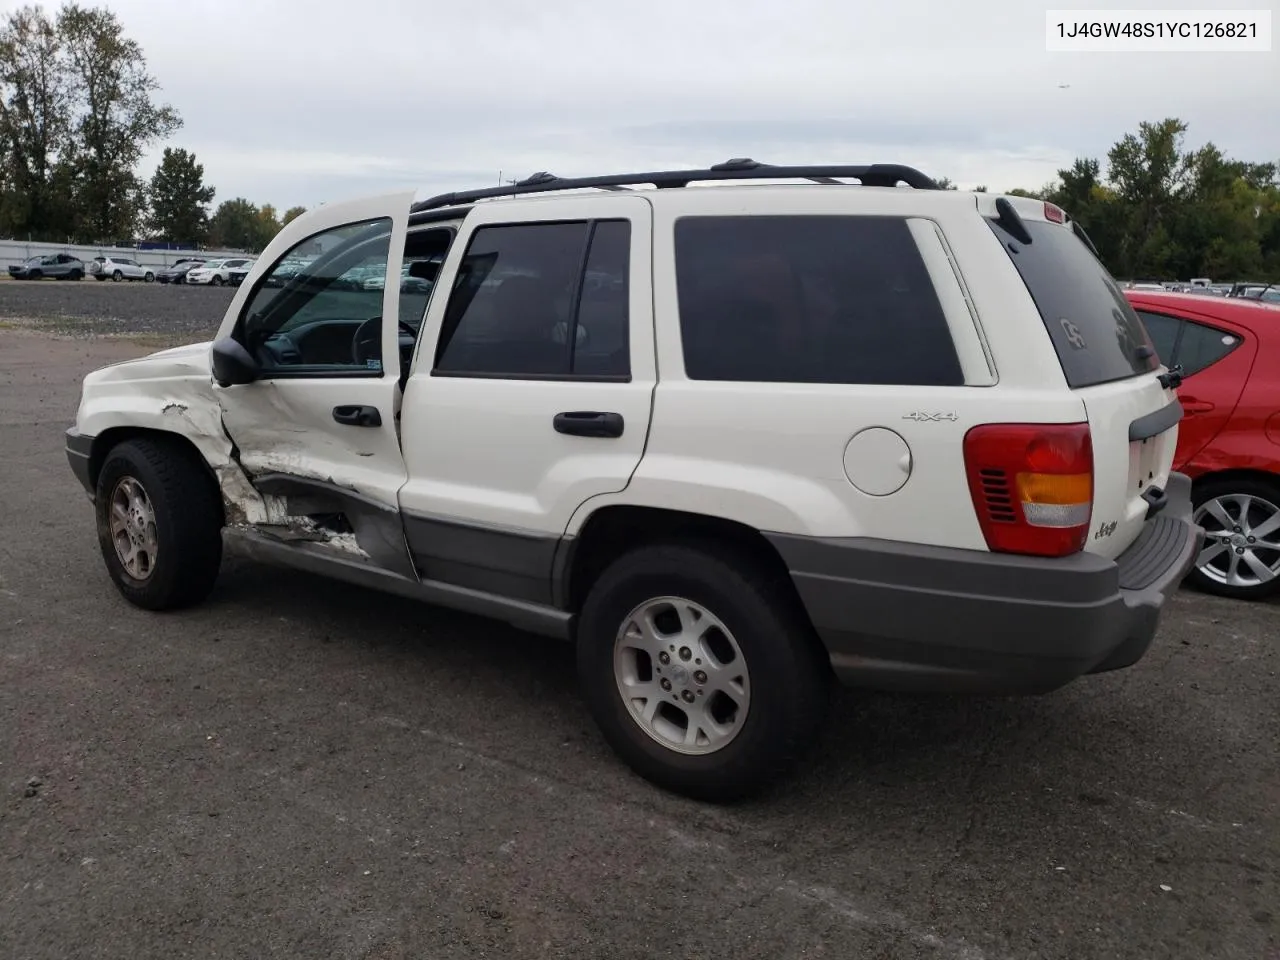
[0,291,1278,959]
[0,277,233,340]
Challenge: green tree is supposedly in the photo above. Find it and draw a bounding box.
[146,146,213,245]
[208,197,259,250]
[1003,120,1279,282]
[256,203,280,242]
[57,2,180,241]
[282,205,306,226]
[208,197,281,252]
[0,4,77,237]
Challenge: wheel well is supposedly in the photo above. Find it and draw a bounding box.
[90,427,224,520]
[1191,468,1280,497]
[565,506,807,615]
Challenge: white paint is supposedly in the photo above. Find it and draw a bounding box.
[213,191,417,518]
[843,427,913,496]
[398,194,657,538]
[72,338,273,525]
[71,179,1181,590]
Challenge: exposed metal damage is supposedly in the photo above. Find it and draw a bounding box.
[74,339,379,560]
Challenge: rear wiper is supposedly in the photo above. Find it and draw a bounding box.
[1158,363,1184,390]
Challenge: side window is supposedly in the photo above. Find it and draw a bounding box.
[1134,309,1241,377]
[1135,309,1180,364]
[674,215,963,385]
[236,218,392,375]
[1176,319,1241,376]
[433,219,631,379]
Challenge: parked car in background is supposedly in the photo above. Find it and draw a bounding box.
[186,258,254,286]
[1239,283,1280,304]
[226,260,257,287]
[7,253,85,280]
[156,261,205,284]
[89,256,154,282]
[1127,290,1280,600]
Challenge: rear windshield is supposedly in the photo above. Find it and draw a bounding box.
[986,216,1159,388]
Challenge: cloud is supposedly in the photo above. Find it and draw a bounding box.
[88,0,1277,207]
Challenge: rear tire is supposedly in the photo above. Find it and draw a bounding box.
[27,270,41,280]
[111,270,122,282]
[210,275,224,287]
[1187,476,1280,601]
[94,437,224,611]
[144,271,155,282]
[69,269,83,280]
[577,542,830,803]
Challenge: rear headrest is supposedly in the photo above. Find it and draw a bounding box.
[408,259,439,282]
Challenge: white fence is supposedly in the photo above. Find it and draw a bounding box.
[0,238,252,273]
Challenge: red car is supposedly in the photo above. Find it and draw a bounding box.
[1125,290,1280,600]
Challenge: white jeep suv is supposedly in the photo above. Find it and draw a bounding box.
[64,161,1203,801]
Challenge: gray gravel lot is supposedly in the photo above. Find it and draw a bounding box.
[0,284,1277,960]
[0,277,232,339]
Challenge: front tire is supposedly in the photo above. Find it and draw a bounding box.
[1187,476,1280,600]
[577,542,830,803]
[111,270,122,282]
[210,275,224,287]
[69,269,83,280]
[94,437,224,611]
[27,270,41,280]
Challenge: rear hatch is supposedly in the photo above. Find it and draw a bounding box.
[985,199,1178,561]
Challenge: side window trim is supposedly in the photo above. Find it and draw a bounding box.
[907,218,996,386]
[565,220,597,375]
[430,217,634,383]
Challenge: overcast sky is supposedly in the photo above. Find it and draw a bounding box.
[37,0,1280,209]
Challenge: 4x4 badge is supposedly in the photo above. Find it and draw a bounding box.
[903,411,958,422]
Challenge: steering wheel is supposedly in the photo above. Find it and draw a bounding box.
[352,316,417,367]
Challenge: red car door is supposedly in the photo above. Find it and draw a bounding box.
[1129,302,1258,469]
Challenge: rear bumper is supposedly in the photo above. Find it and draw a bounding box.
[66,428,96,501]
[767,472,1204,695]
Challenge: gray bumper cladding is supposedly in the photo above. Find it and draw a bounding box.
[767,472,1205,695]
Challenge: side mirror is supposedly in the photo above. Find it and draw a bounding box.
[211,337,260,387]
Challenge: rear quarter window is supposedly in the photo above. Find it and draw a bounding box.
[987,217,1159,388]
[1135,309,1243,376]
[673,215,963,386]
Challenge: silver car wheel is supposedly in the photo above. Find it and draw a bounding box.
[109,476,159,581]
[1193,493,1280,589]
[613,596,751,756]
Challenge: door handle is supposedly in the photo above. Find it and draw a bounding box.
[553,411,624,438]
[332,404,382,427]
[1180,397,1214,414]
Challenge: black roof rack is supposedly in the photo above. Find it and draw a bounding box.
[412,158,940,212]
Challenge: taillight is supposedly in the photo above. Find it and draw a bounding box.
[963,422,1093,557]
[1044,202,1067,223]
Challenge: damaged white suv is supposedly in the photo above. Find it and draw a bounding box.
[66,161,1203,801]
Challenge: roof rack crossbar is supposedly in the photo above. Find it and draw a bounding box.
[412,159,940,212]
